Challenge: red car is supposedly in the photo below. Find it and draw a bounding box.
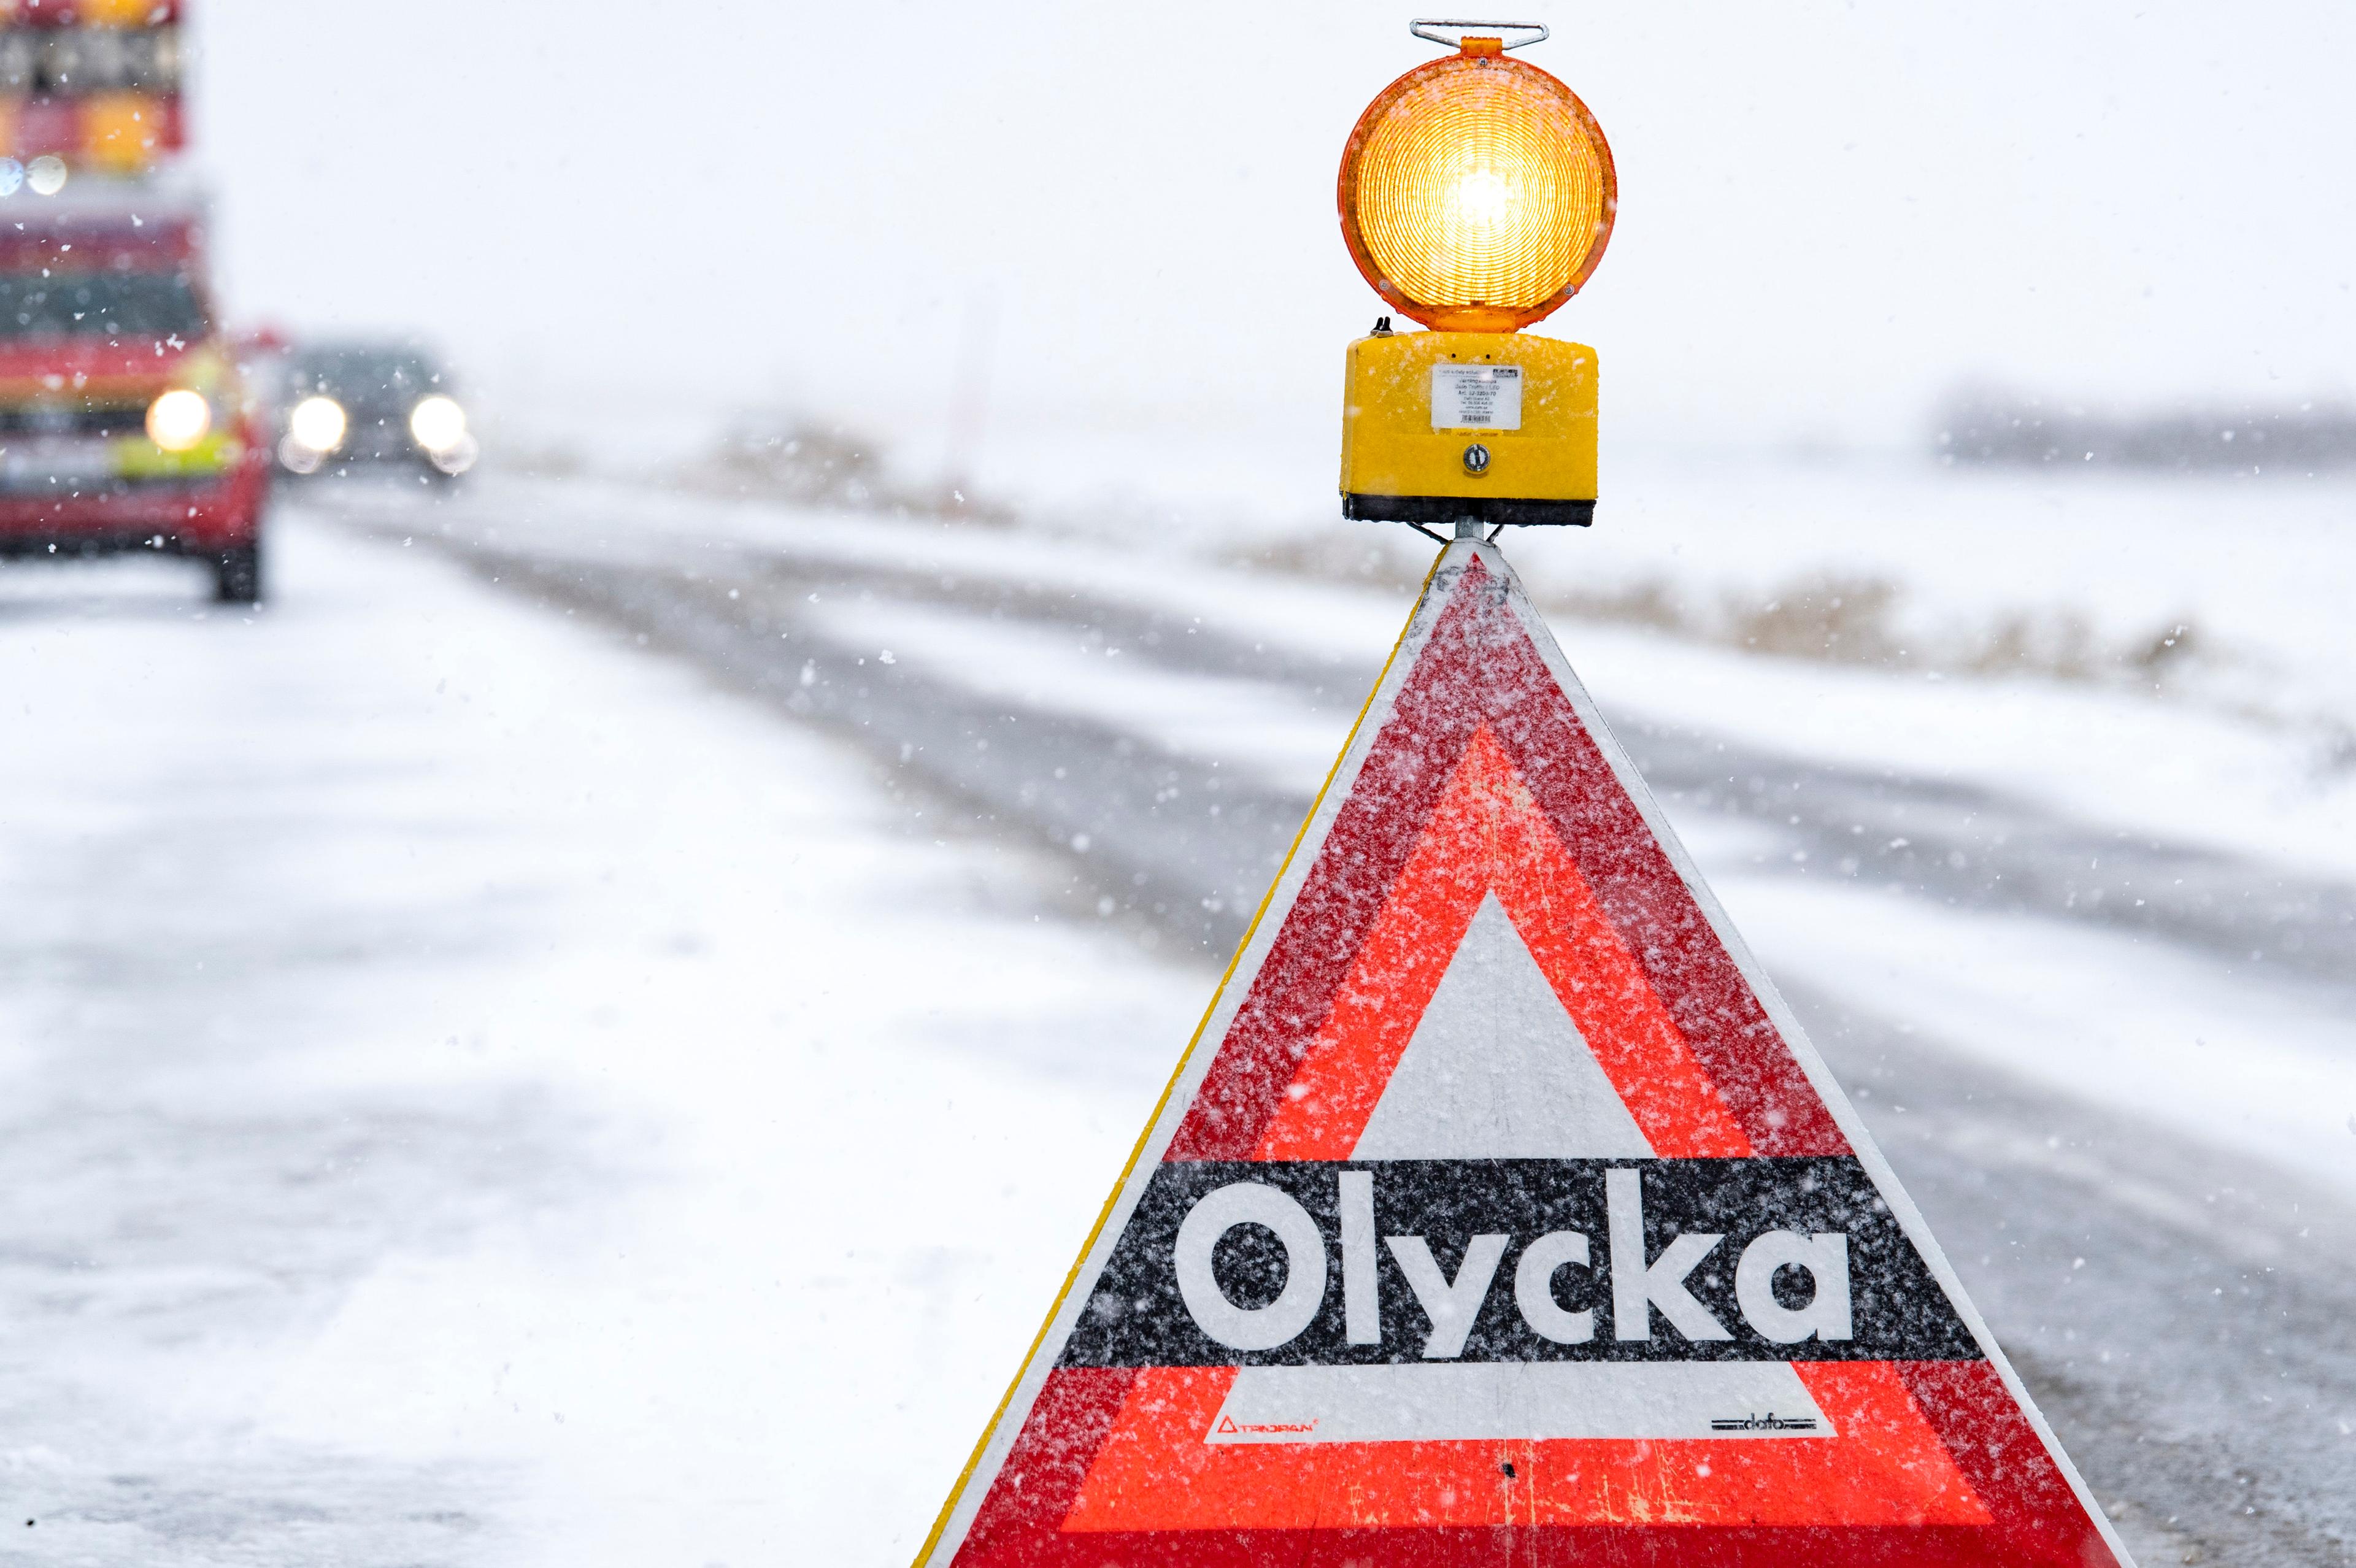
[0,185,272,603]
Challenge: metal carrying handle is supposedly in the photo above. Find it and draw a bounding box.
[1409,18,1549,50]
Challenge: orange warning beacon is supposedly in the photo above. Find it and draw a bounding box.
[1339,20,1610,531]
[1339,21,1616,332]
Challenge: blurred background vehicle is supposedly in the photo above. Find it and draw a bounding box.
[271,339,477,483]
[0,0,271,604]
[0,176,271,604]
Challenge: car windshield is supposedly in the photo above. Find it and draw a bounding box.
[0,272,208,339]
[288,350,441,414]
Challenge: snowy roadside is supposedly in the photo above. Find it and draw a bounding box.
[968,430,2356,737]
[787,539,2356,1202]
[364,472,2356,1209]
[0,518,1200,1564]
[828,575,2356,1195]
[1711,875,2356,1201]
[433,463,2356,886]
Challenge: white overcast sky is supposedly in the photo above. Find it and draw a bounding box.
[191,1,2356,465]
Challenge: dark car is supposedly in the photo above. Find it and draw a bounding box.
[274,341,477,481]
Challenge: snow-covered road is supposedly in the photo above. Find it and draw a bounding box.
[0,518,1201,1563]
[4,480,2354,1565]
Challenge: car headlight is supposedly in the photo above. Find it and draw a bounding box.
[145,388,211,452]
[288,394,347,453]
[408,394,467,453]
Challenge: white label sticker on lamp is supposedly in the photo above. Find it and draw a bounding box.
[1431,363,1523,430]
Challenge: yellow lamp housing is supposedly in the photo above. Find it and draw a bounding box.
[1337,21,1611,530]
[1341,325,1595,527]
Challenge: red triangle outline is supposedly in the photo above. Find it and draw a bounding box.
[1252,721,1752,1160]
[1169,555,1846,1161]
[922,547,2128,1568]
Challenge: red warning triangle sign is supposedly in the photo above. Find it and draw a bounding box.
[916,543,2129,1568]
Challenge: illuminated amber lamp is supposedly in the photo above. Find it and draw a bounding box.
[1339,20,1612,534]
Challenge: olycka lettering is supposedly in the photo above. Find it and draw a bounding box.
[1170,1166,1853,1355]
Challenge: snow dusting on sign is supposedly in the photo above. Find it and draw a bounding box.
[916,540,2133,1568]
